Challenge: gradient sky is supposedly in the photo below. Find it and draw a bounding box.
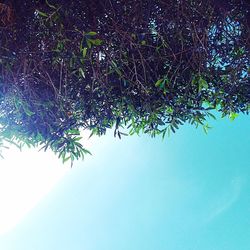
[0,114,249,250]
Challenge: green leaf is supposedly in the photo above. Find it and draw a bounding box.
[198,77,208,92]
[155,79,163,87]
[155,78,168,90]
[86,40,92,48]
[170,125,175,133]
[203,123,212,134]
[74,137,82,141]
[26,109,35,116]
[207,112,216,120]
[172,122,178,130]
[82,147,92,155]
[86,31,97,36]
[36,10,48,18]
[79,68,85,78]
[111,61,122,76]
[66,129,80,135]
[82,47,87,58]
[89,39,103,46]
[162,129,167,139]
[63,155,71,164]
[229,112,239,121]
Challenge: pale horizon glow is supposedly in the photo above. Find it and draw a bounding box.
[0,131,93,235]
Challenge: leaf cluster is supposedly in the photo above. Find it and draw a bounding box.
[0,0,249,165]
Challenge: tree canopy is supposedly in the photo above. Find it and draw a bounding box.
[0,0,249,164]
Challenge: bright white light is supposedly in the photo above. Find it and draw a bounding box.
[0,130,93,235]
[0,147,69,235]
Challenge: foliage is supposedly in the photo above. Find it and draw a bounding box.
[0,0,249,165]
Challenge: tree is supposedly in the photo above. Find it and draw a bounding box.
[0,0,249,165]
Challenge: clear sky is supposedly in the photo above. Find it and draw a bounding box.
[0,114,249,250]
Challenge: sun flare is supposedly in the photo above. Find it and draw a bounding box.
[0,130,93,235]
[0,147,69,234]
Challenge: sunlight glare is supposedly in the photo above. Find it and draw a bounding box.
[0,130,93,235]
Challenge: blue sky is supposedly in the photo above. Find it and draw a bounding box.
[0,114,249,250]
